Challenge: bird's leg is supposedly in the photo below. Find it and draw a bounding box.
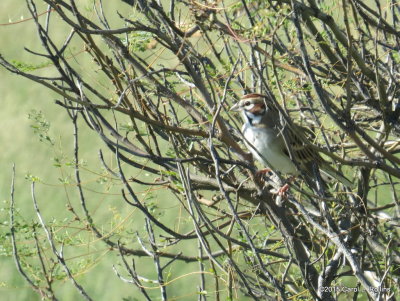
[277,183,290,196]
[254,170,295,197]
[276,176,296,196]
[255,168,272,183]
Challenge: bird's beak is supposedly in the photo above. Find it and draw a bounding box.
[230,103,241,112]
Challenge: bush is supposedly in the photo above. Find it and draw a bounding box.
[1,0,399,300]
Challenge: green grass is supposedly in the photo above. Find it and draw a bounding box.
[0,4,70,299]
[0,2,191,301]
[3,1,394,300]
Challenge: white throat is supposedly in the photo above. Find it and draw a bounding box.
[243,111,263,125]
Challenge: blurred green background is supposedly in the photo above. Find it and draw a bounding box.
[0,1,201,300]
[2,1,392,300]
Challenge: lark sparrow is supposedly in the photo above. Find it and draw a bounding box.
[230,93,352,188]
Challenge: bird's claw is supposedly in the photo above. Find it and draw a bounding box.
[272,176,296,197]
[255,168,272,183]
[277,183,290,196]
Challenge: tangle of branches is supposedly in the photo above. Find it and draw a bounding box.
[2,0,400,300]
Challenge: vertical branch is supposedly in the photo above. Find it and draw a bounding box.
[10,165,48,299]
[31,183,93,301]
[144,218,167,301]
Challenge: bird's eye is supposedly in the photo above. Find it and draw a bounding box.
[244,101,251,106]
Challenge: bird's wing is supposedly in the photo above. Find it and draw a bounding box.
[283,124,353,187]
[281,125,323,168]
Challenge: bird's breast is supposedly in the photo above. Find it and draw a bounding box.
[242,124,298,174]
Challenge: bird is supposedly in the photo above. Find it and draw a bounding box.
[230,93,353,189]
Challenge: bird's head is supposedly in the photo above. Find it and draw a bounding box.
[230,94,270,125]
[230,93,267,113]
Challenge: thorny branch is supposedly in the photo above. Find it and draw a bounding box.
[4,0,400,300]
